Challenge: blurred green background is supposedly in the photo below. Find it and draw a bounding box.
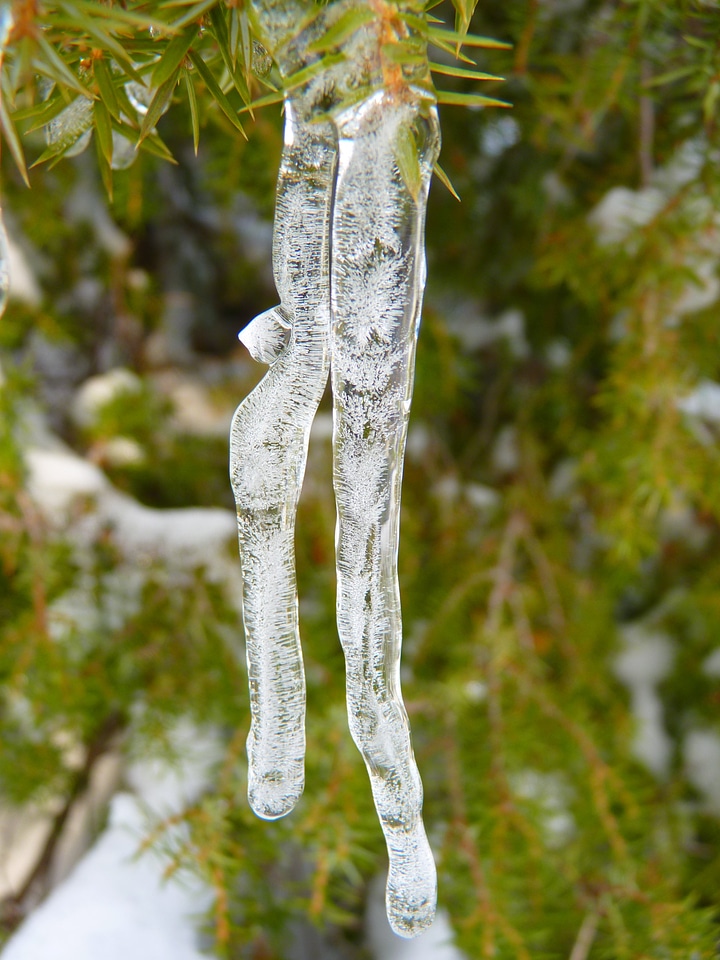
[1,1,720,957]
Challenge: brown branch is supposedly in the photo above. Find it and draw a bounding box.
[638,60,654,187]
[569,910,600,960]
[514,0,539,77]
[0,712,124,929]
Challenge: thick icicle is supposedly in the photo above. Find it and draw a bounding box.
[331,91,440,937]
[229,1,337,820]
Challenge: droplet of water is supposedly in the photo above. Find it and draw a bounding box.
[110,130,138,170]
[124,81,153,116]
[251,39,272,78]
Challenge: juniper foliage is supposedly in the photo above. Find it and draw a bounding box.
[1,1,720,958]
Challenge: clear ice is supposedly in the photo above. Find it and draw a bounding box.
[230,0,440,938]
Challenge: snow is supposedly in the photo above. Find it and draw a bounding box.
[480,116,520,158]
[5,230,42,307]
[153,372,235,438]
[491,425,520,475]
[432,475,499,512]
[589,186,665,246]
[2,796,210,960]
[683,729,720,815]
[1,724,221,960]
[24,446,237,580]
[510,770,575,848]
[614,625,675,778]
[71,368,142,428]
[25,447,107,517]
[440,301,529,356]
[589,139,720,324]
[702,647,720,678]
[101,436,146,466]
[677,379,720,423]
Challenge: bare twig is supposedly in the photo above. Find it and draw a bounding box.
[638,61,654,187]
[569,910,600,960]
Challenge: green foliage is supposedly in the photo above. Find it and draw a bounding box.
[1,0,720,957]
[1,0,505,198]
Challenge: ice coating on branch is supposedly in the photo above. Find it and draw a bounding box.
[232,0,439,936]
[331,91,440,938]
[46,96,93,157]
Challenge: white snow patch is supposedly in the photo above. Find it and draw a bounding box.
[1,795,211,960]
[2,722,221,960]
[432,474,498,512]
[406,424,431,460]
[366,873,466,960]
[658,496,710,551]
[481,116,520,158]
[441,301,528,357]
[100,488,236,575]
[491,425,519,475]
[548,459,577,500]
[152,371,235,438]
[702,647,720,678]
[464,680,487,703]
[677,380,720,423]
[102,436,146,466]
[126,720,224,817]
[545,338,572,369]
[684,729,720,815]
[25,447,107,516]
[614,625,675,778]
[310,411,334,442]
[589,186,665,246]
[6,232,42,307]
[72,368,142,428]
[24,446,237,578]
[510,770,575,847]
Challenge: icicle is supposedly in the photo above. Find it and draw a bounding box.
[232,0,440,936]
[230,1,337,821]
[331,91,440,938]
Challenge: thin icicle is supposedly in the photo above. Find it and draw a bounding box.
[331,90,440,938]
[230,1,337,820]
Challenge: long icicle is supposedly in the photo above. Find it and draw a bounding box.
[229,13,337,818]
[331,89,441,937]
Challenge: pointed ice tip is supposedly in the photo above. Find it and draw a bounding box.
[239,306,292,365]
